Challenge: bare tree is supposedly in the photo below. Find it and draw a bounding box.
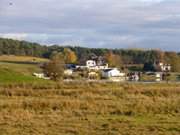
[43,53,65,81]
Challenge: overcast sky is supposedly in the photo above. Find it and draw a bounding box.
[0,0,180,51]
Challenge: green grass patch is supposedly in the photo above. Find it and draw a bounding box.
[0,62,42,75]
[0,68,44,83]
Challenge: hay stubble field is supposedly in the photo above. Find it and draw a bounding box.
[0,55,179,135]
[0,82,179,135]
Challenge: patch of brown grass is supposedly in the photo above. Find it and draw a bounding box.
[0,82,179,135]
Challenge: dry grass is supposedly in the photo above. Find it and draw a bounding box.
[0,56,49,83]
[0,55,48,63]
[0,82,179,135]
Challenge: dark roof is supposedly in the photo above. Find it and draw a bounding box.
[102,69,114,72]
[66,64,76,69]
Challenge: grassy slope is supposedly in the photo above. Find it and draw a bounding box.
[0,83,179,135]
[0,55,48,63]
[0,55,49,83]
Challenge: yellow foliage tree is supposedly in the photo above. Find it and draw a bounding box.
[63,48,77,64]
[104,51,122,68]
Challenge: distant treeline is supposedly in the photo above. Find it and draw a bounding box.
[0,37,180,66]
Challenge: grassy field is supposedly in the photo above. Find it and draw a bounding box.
[0,82,179,135]
[141,73,180,82]
[0,55,179,135]
[0,55,49,84]
[0,55,48,63]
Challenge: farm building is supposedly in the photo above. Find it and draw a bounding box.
[77,59,108,70]
[127,72,140,81]
[101,68,126,82]
[155,62,171,72]
[64,69,73,76]
[159,63,171,72]
[86,60,96,67]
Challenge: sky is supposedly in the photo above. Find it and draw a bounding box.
[0,0,180,51]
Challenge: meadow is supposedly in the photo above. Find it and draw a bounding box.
[0,55,48,84]
[0,55,48,63]
[0,55,179,135]
[0,82,179,135]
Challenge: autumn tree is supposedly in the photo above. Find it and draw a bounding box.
[104,51,122,68]
[154,50,165,63]
[165,52,180,72]
[63,48,77,64]
[43,52,65,81]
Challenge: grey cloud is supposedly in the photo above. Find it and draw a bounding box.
[0,0,180,51]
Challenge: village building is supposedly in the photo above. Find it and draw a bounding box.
[86,60,109,70]
[76,59,108,70]
[86,60,96,67]
[159,62,171,72]
[155,62,171,72]
[66,64,76,70]
[127,72,140,81]
[101,68,126,82]
[64,69,73,76]
[155,72,162,82]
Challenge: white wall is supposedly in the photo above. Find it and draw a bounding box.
[102,69,125,78]
[86,60,96,67]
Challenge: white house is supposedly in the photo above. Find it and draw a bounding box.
[155,72,162,82]
[85,60,108,70]
[158,62,171,72]
[127,72,140,81]
[86,60,96,67]
[64,69,73,76]
[76,58,109,70]
[101,68,126,82]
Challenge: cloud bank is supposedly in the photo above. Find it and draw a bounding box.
[0,0,180,51]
